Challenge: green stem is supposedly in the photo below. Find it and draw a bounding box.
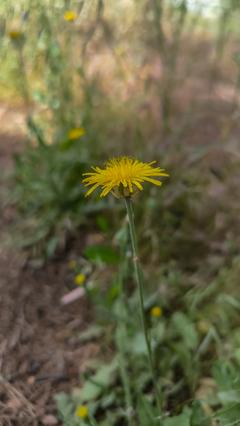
[117,235,135,426]
[124,197,162,421]
[18,47,30,106]
[89,415,98,426]
[117,332,135,426]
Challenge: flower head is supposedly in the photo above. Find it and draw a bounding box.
[150,306,162,318]
[82,157,169,198]
[64,10,77,22]
[8,30,23,41]
[74,273,86,286]
[68,127,85,140]
[75,405,89,419]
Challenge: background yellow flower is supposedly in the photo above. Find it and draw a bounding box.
[75,405,88,419]
[64,10,77,22]
[68,127,85,140]
[150,306,163,318]
[8,30,23,39]
[74,273,86,286]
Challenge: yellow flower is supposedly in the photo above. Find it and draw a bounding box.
[74,273,86,286]
[8,30,23,40]
[82,157,169,198]
[64,10,77,22]
[75,405,89,419]
[68,127,85,140]
[150,306,163,318]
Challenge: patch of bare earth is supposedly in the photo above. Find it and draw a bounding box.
[0,104,99,426]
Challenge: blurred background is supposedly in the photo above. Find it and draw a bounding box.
[1,1,240,425]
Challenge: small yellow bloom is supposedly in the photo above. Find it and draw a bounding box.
[8,30,23,40]
[74,273,86,286]
[64,10,77,22]
[82,157,169,198]
[150,306,163,318]
[75,404,89,419]
[68,259,77,270]
[68,127,85,140]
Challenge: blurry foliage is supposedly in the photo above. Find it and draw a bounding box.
[14,141,85,257]
[56,253,240,425]
[1,0,240,257]
[13,117,108,257]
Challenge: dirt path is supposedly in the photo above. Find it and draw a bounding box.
[0,105,98,426]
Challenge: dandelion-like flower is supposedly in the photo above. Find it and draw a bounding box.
[8,30,22,39]
[150,306,163,318]
[64,10,77,22]
[68,127,85,140]
[74,273,86,286]
[82,157,169,198]
[75,405,88,419]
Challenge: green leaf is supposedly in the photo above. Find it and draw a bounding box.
[129,332,147,355]
[74,358,118,402]
[137,395,159,425]
[75,380,101,402]
[96,216,109,232]
[84,245,120,265]
[171,342,194,380]
[54,392,75,423]
[212,361,239,392]
[46,236,59,258]
[151,322,165,345]
[100,392,116,409]
[216,403,240,425]
[171,312,198,350]
[59,138,77,151]
[105,281,121,307]
[78,325,104,343]
[27,115,46,146]
[164,407,192,426]
[190,401,211,426]
[218,390,240,405]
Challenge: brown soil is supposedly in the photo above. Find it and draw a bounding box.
[0,105,99,426]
